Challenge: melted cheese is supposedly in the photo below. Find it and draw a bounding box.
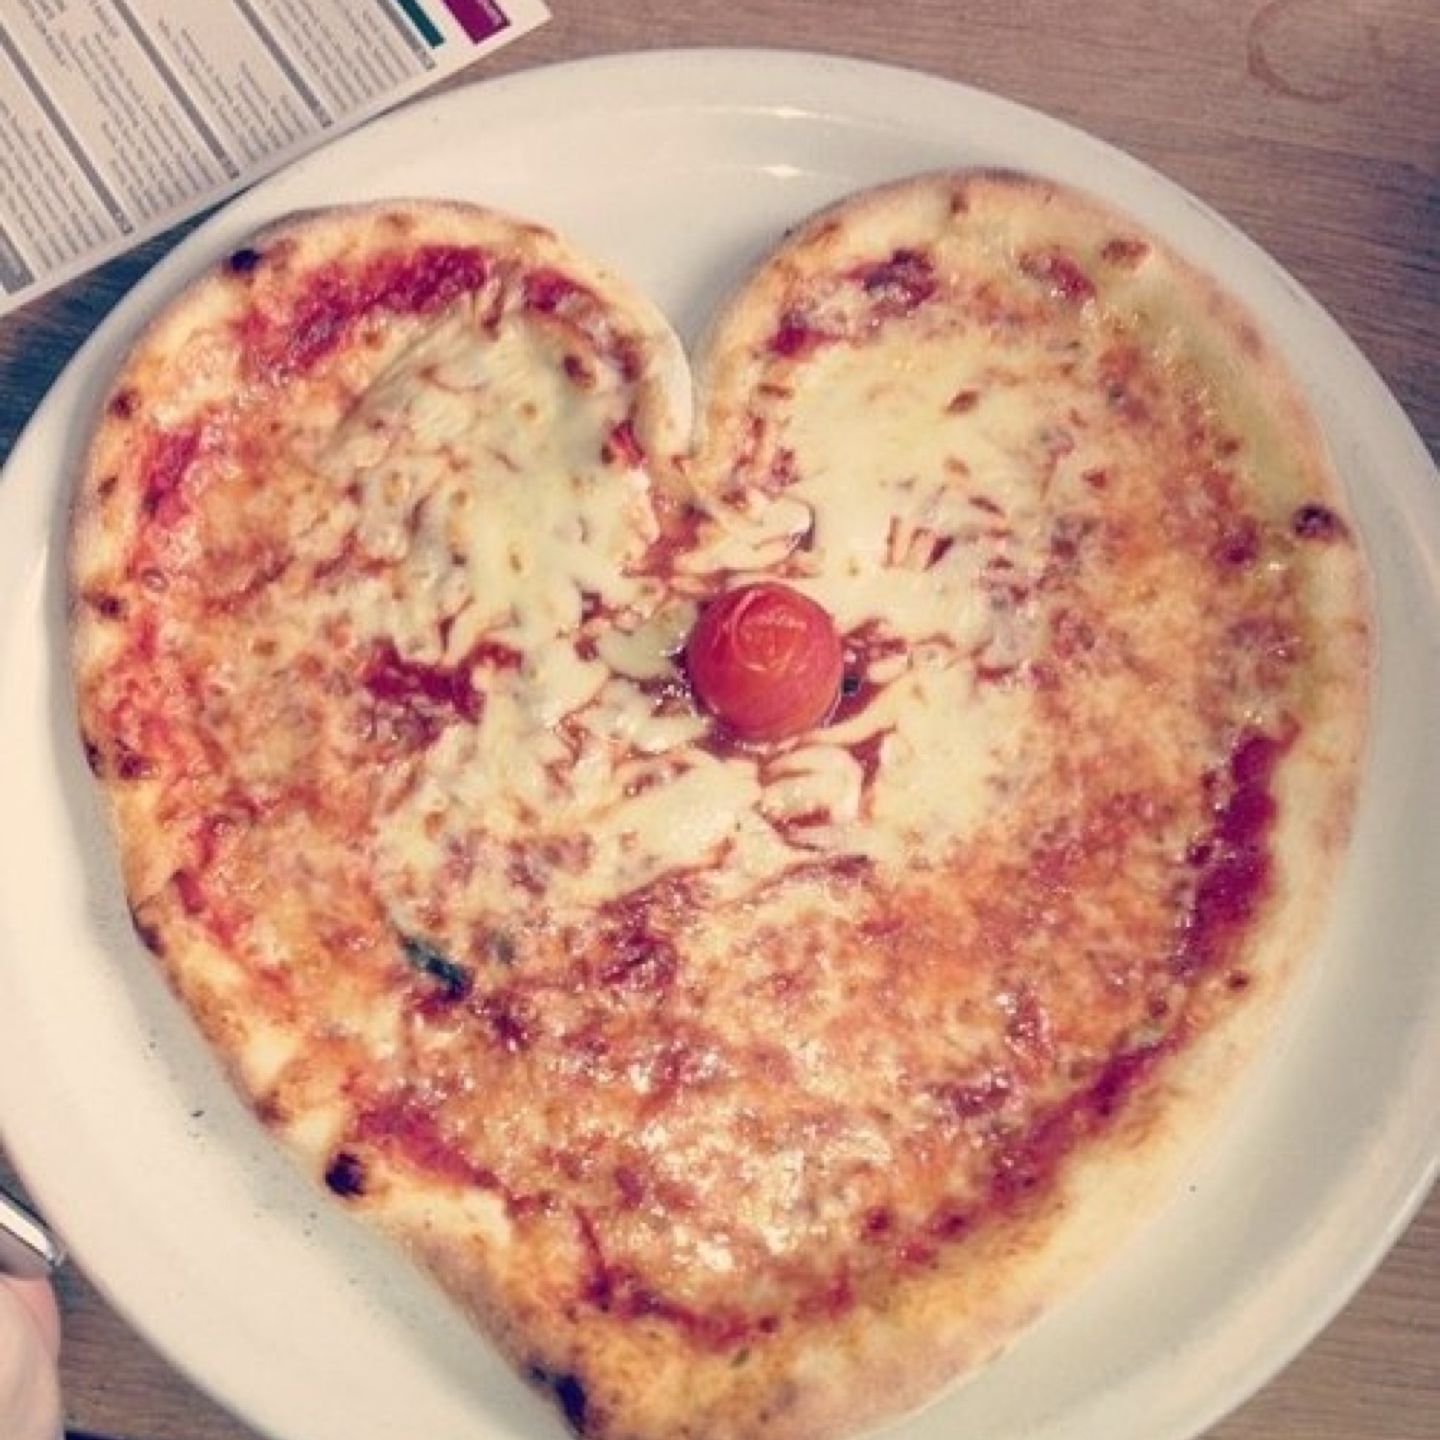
[356,312,1093,922]
[318,304,658,666]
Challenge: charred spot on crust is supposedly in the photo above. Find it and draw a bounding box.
[127,905,165,957]
[84,589,125,619]
[1292,502,1347,542]
[108,388,138,421]
[324,1150,367,1197]
[255,1093,288,1127]
[81,735,104,774]
[529,1368,589,1435]
[226,246,264,276]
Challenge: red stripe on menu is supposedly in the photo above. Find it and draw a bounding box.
[441,0,510,43]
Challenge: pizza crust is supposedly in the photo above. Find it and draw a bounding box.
[69,176,1369,1440]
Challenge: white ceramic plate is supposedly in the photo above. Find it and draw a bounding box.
[0,49,1436,1440]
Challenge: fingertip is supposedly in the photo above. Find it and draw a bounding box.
[7,1278,60,1360]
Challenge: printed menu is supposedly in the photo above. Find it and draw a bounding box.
[0,0,549,318]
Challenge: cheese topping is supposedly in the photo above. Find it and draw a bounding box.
[353,313,1087,922]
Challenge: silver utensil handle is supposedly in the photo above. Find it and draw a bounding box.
[0,1187,63,1279]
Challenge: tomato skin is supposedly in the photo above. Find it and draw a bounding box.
[685,582,844,741]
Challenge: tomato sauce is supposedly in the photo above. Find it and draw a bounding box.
[1175,728,1288,977]
[141,427,201,523]
[362,639,483,736]
[849,247,938,315]
[246,245,490,378]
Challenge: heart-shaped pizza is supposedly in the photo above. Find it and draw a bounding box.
[70,173,1369,1440]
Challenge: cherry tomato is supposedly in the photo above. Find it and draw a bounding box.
[685,582,844,741]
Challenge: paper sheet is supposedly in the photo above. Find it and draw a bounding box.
[0,0,549,317]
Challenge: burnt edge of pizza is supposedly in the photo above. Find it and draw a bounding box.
[69,174,1369,1440]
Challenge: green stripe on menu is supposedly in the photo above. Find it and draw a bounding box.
[393,0,444,46]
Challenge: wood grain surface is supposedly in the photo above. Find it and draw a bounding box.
[0,2,1435,1439]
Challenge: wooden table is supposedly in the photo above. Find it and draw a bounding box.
[1,1,1436,1437]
